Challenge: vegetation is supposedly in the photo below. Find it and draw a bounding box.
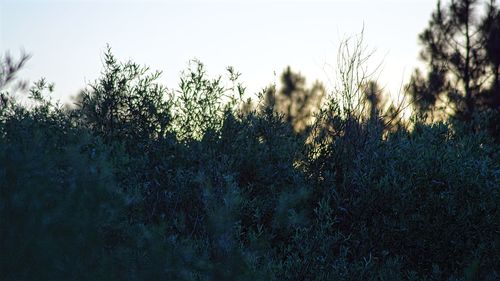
[408,0,500,126]
[1,1,499,280]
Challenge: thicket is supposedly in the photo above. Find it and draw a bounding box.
[1,22,499,281]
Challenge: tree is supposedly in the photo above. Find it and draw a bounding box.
[362,80,401,131]
[408,0,500,121]
[263,67,325,133]
[0,52,30,111]
[364,80,384,121]
[479,0,500,108]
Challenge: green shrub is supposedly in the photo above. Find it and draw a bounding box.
[1,50,498,280]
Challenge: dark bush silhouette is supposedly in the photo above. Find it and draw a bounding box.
[1,34,499,281]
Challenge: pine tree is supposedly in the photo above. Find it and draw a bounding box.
[408,0,500,120]
[264,67,325,133]
[479,0,500,108]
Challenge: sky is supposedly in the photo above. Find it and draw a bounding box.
[1,0,437,103]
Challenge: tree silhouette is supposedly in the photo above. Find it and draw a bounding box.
[264,66,325,133]
[360,80,405,133]
[408,0,500,121]
[0,52,30,110]
[364,80,383,121]
[479,0,500,108]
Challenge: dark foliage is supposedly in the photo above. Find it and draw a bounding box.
[0,43,499,281]
[408,0,500,135]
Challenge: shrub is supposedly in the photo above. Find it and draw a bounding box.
[1,49,498,280]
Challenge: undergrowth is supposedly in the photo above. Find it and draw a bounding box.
[0,48,498,280]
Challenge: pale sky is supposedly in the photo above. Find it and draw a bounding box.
[1,0,437,103]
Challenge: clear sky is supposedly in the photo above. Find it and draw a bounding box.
[1,0,437,103]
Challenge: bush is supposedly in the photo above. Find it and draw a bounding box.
[1,50,498,280]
